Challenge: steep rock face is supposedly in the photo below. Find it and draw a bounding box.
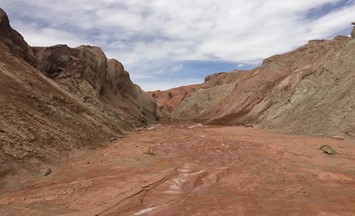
[0,9,157,178]
[0,8,35,65]
[101,59,157,125]
[149,84,200,115]
[33,44,156,129]
[172,35,355,137]
[0,41,122,178]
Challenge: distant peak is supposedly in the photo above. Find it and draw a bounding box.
[0,8,7,17]
[0,8,11,33]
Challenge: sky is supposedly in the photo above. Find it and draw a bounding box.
[2,0,355,91]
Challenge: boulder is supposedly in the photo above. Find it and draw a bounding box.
[331,136,344,141]
[319,145,337,155]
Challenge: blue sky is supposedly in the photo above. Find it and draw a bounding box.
[2,0,355,90]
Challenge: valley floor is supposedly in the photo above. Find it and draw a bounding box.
[1,124,355,215]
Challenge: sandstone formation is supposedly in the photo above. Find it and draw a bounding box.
[149,84,199,119]
[172,33,355,138]
[1,8,355,215]
[0,9,156,178]
[33,44,156,128]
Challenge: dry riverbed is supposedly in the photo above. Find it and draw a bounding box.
[1,124,355,215]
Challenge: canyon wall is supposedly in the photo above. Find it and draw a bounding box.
[0,8,157,177]
[172,35,355,137]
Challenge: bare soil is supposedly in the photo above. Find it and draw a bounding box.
[172,37,355,138]
[1,124,355,216]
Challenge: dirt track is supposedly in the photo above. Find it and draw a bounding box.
[1,124,355,215]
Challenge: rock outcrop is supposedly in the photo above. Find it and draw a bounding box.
[149,84,199,119]
[0,8,35,65]
[0,9,157,178]
[33,44,157,128]
[172,33,355,138]
[351,22,355,39]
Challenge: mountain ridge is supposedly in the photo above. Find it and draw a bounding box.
[166,33,355,138]
[0,8,157,178]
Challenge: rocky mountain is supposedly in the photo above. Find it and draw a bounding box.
[32,44,156,128]
[171,28,355,138]
[1,5,354,182]
[0,9,156,178]
[149,84,199,119]
[0,9,36,65]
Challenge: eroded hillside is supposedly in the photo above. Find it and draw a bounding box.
[149,84,200,120]
[1,8,355,216]
[0,8,157,178]
[171,31,355,138]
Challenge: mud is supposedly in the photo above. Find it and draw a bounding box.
[1,124,355,215]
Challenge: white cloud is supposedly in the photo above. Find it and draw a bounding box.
[307,4,355,36]
[236,63,246,68]
[11,21,86,47]
[2,0,355,90]
[136,78,203,91]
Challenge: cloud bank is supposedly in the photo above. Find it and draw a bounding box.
[2,0,355,90]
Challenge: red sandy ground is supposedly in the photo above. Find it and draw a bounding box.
[1,124,355,215]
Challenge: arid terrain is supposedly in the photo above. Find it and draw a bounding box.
[149,84,199,115]
[1,124,355,215]
[1,7,355,216]
[0,8,156,179]
[170,35,355,138]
